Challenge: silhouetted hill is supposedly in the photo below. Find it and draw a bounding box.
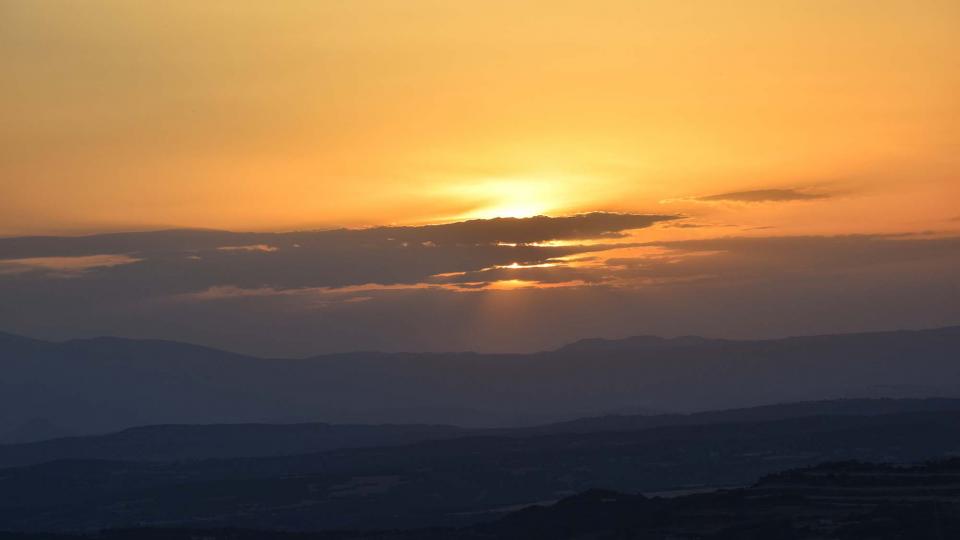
[0,418,70,446]
[528,397,960,434]
[0,423,465,469]
[471,459,960,539]
[2,411,960,532]
[555,334,714,353]
[2,326,960,440]
[2,458,960,539]
[0,332,48,355]
[4,398,960,467]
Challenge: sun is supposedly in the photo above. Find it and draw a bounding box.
[472,201,546,220]
[443,177,560,220]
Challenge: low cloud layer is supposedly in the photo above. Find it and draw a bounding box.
[0,214,957,356]
[0,213,672,295]
[0,213,675,260]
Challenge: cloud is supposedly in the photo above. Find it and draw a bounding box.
[0,254,141,276]
[216,244,279,252]
[0,213,676,260]
[0,213,667,305]
[171,283,431,302]
[694,188,830,203]
[606,234,960,284]
[659,221,709,229]
[0,231,957,356]
[1,213,958,356]
[429,263,608,288]
[370,212,678,245]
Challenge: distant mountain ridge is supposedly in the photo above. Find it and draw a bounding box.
[2,326,960,440]
[3,398,960,468]
[530,397,960,434]
[555,326,960,353]
[555,334,715,353]
[0,422,466,468]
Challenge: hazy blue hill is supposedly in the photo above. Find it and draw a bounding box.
[2,326,960,440]
[1,411,960,532]
[0,419,71,446]
[526,397,960,434]
[0,331,51,354]
[4,398,960,467]
[554,334,715,353]
[0,422,465,469]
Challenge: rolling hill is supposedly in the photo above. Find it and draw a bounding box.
[3,398,960,468]
[2,411,960,532]
[2,326,960,440]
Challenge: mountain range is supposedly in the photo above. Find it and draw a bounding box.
[3,398,960,468]
[3,326,960,441]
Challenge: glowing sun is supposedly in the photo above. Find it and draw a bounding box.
[445,177,563,220]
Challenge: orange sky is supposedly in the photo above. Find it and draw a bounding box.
[1,0,958,236]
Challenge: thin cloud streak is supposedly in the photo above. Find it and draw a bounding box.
[693,188,831,203]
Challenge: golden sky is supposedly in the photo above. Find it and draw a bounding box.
[1,0,958,236]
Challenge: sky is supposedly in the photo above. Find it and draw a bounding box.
[0,1,958,354]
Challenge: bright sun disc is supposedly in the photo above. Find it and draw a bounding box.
[444,177,562,220]
[473,202,546,220]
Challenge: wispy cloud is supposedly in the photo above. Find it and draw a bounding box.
[216,244,279,252]
[693,188,830,203]
[0,254,141,277]
[0,214,669,296]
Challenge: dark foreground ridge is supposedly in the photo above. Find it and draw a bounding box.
[2,410,960,533]
[2,459,959,539]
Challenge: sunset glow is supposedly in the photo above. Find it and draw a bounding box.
[4,3,960,535]
[2,1,956,237]
[0,0,958,355]
[438,177,568,221]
